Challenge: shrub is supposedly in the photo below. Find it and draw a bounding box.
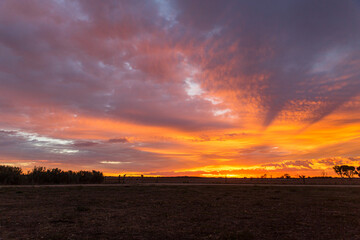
[27,166,48,184]
[0,165,105,185]
[0,165,23,184]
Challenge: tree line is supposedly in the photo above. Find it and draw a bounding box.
[0,165,104,185]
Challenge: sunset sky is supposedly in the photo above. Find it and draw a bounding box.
[1,0,360,177]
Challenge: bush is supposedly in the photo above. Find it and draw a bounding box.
[27,166,47,184]
[0,165,23,184]
[0,165,104,185]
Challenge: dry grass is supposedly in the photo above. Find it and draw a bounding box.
[1,185,360,239]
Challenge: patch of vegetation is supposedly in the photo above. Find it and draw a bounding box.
[0,165,22,184]
[0,165,104,185]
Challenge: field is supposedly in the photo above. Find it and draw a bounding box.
[104,176,360,185]
[1,185,360,240]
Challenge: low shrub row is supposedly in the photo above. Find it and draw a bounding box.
[0,165,104,185]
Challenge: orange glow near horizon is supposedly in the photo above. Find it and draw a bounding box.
[2,103,360,178]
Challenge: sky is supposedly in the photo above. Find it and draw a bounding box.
[1,0,360,177]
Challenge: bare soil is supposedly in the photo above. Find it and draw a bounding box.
[104,176,360,185]
[1,185,360,240]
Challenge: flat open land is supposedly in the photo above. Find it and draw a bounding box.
[1,185,360,240]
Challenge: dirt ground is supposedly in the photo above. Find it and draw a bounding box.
[104,176,360,185]
[1,185,360,240]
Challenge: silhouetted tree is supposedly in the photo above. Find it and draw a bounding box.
[280,174,291,179]
[357,167,360,177]
[0,165,22,184]
[299,175,306,184]
[343,166,356,178]
[333,165,343,177]
[28,166,47,184]
[333,165,356,178]
[91,170,104,183]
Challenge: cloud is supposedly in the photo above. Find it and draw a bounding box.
[0,0,232,133]
[108,138,128,143]
[173,0,360,127]
[73,141,98,147]
[2,0,359,131]
[263,160,313,169]
[0,0,359,175]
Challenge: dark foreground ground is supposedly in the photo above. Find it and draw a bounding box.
[1,185,360,240]
[104,176,360,185]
